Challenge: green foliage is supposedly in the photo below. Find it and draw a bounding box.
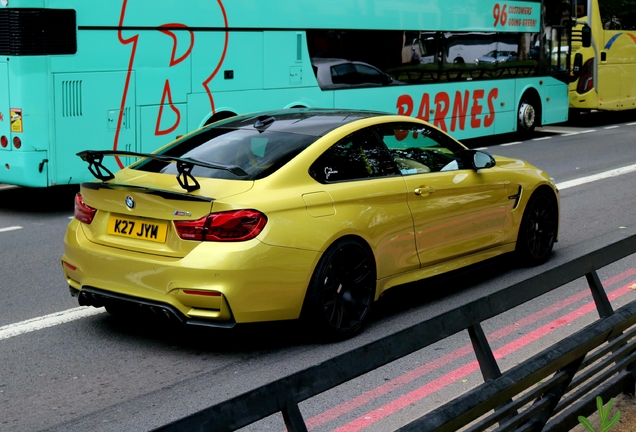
[599,0,636,30]
[577,396,621,432]
[543,0,572,26]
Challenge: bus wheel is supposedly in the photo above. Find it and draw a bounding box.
[517,99,537,137]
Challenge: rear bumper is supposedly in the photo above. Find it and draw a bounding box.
[70,286,236,329]
[0,150,49,187]
[63,219,321,324]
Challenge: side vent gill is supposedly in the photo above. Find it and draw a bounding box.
[62,80,83,117]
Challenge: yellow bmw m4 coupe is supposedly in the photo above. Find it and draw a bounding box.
[62,109,559,339]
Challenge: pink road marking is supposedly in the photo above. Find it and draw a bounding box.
[334,278,636,432]
[305,266,636,430]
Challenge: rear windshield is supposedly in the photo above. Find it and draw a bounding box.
[134,127,317,180]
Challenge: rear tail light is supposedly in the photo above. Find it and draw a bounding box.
[1,136,7,148]
[577,59,594,93]
[74,193,97,224]
[13,137,21,149]
[174,209,267,242]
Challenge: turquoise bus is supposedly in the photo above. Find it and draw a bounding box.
[0,0,570,187]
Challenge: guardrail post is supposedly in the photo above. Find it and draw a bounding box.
[468,323,518,423]
[586,270,614,318]
[522,355,586,431]
[282,400,308,432]
[468,323,501,381]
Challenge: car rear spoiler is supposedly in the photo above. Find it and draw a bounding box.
[77,150,248,192]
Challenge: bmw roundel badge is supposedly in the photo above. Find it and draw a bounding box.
[125,196,135,209]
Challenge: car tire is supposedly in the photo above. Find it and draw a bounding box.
[515,189,558,266]
[302,239,376,340]
[517,98,537,138]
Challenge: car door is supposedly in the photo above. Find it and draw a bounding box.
[374,122,510,268]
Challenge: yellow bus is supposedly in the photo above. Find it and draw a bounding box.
[570,0,636,113]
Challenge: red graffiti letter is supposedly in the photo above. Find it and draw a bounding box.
[159,24,195,66]
[451,90,469,132]
[471,89,485,129]
[397,95,414,117]
[484,88,498,127]
[394,130,410,141]
[416,93,431,122]
[155,80,181,136]
[433,92,450,132]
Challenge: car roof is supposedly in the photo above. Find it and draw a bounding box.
[311,58,355,66]
[213,109,392,137]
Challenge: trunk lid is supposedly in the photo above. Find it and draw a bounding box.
[78,169,254,257]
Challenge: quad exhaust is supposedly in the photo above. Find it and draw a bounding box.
[70,286,236,329]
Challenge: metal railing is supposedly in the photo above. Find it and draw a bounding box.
[155,233,636,432]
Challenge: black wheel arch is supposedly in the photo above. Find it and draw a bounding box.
[299,234,378,339]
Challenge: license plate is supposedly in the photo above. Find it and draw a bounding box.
[107,215,168,243]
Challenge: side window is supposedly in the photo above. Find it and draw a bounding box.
[309,130,398,183]
[331,64,357,85]
[376,123,467,174]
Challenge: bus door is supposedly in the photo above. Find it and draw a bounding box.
[53,71,136,184]
[597,40,621,110]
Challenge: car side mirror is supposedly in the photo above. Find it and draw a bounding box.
[463,150,496,169]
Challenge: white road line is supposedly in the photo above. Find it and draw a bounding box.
[501,142,522,147]
[561,132,580,136]
[0,307,105,342]
[532,137,552,141]
[557,164,636,190]
[0,226,23,233]
[475,147,489,150]
[580,130,596,134]
[627,122,636,126]
[605,126,619,130]
[540,129,578,134]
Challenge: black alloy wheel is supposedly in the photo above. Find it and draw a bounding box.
[303,239,376,340]
[516,190,558,265]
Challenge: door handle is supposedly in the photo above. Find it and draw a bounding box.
[414,187,434,195]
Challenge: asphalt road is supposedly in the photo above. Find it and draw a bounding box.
[1,110,636,432]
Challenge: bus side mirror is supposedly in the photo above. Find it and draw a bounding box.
[581,25,591,48]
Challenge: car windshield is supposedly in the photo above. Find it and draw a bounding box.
[134,127,317,180]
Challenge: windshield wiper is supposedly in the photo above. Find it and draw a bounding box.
[77,150,248,192]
